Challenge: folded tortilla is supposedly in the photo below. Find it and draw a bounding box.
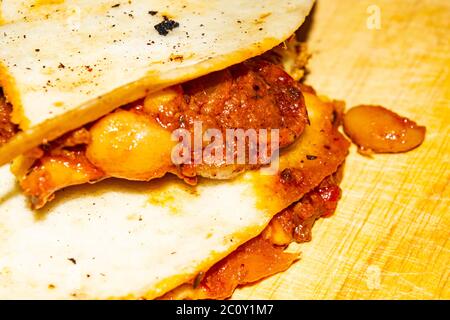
[0,92,349,299]
[0,0,349,300]
[0,0,314,165]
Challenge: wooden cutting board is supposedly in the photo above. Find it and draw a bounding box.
[234,0,449,300]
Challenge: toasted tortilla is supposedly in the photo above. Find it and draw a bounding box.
[0,1,118,24]
[0,92,349,299]
[0,0,314,165]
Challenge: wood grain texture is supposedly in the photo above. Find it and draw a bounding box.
[233,0,449,300]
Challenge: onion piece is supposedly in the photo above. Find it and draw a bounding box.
[343,105,426,154]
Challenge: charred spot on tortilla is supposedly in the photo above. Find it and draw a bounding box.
[154,17,180,36]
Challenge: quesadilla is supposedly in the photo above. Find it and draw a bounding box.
[0,89,349,299]
[0,0,354,299]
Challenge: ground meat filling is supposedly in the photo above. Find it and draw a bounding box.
[153,58,308,144]
[0,95,18,145]
[143,58,309,179]
[18,58,309,209]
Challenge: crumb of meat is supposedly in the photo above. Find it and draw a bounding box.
[0,95,18,145]
[263,37,311,82]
